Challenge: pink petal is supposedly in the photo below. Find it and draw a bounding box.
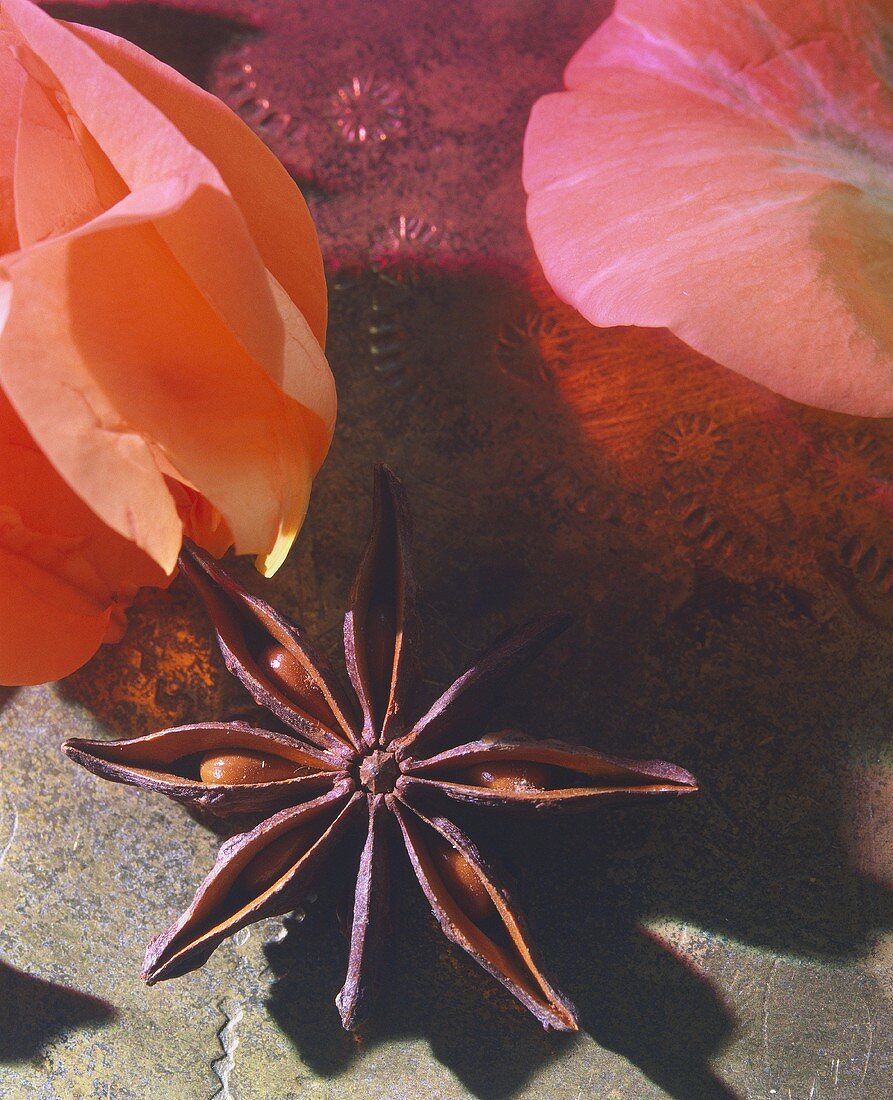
[0,41,24,255]
[523,0,893,415]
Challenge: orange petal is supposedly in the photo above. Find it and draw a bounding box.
[64,17,327,351]
[13,70,103,247]
[523,0,893,416]
[0,388,164,686]
[0,193,320,577]
[0,539,112,686]
[4,0,330,430]
[4,0,276,370]
[0,0,334,572]
[163,477,234,562]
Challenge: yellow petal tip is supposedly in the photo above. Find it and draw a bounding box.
[255,527,296,578]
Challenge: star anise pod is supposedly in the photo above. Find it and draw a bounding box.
[63,466,697,1031]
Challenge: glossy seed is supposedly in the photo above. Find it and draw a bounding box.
[258,642,314,696]
[199,749,306,786]
[255,642,337,727]
[237,827,315,896]
[431,838,494,924]
[462,760,554,793]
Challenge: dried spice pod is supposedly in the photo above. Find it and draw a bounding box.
[143,784,362,983]
[179,543,360,757]
[400,730,697,812]
[391,613,571,759]
[64,722,344,815]
[336,794,391,1030]
[64,466,698,1031]
[391,797,578,1031]
[344,465,420,747]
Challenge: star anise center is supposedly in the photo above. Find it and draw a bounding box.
[357,748,399,794]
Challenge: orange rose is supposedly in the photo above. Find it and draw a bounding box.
[0,0,335,685]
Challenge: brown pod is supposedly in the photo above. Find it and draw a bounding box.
[391,796,579,1032]
[393,614,571,760]
[179,542,360,757]
[63,723,343,816]
[236,825,317,896]
[343,465,420,747]
[142,785,362,985]
[336,795,390,1031]
[364,603,398,720]
[429,835,495,925]
[461,760,554,794]
[401,730,698,812]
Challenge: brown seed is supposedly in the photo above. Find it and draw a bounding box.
[431,838,494,924]
[199,749,305,786]
[255,642,337,727]
[237,827,315,896]
[462,760,553,793]
[258,642,314,697]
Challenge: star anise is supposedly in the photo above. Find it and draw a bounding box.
[63,467,697,1031]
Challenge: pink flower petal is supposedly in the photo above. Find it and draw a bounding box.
[523,0,893,415]
[0,42,25,255]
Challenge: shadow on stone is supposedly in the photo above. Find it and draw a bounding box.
[263,853,578,1099]
[54,256,893,1099]
[0,961,116,1065]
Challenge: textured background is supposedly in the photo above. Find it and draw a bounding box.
[2,2,893,1098]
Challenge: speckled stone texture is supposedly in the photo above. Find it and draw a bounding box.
[2,2,893,1098]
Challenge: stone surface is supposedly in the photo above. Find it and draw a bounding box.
[2,2,893,1097]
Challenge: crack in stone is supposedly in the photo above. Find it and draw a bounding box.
[209,996,244,1100]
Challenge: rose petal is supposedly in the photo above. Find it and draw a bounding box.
[5,0,331,428]
[64,18,327,351]
[4,0,277,371]
[523,0,893,415]
[0,540,111,686]
[58,20,336,450]
[0,0,334,573]
[0,188,321,576]
[13,70,103,246]
[0,389,164,685]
